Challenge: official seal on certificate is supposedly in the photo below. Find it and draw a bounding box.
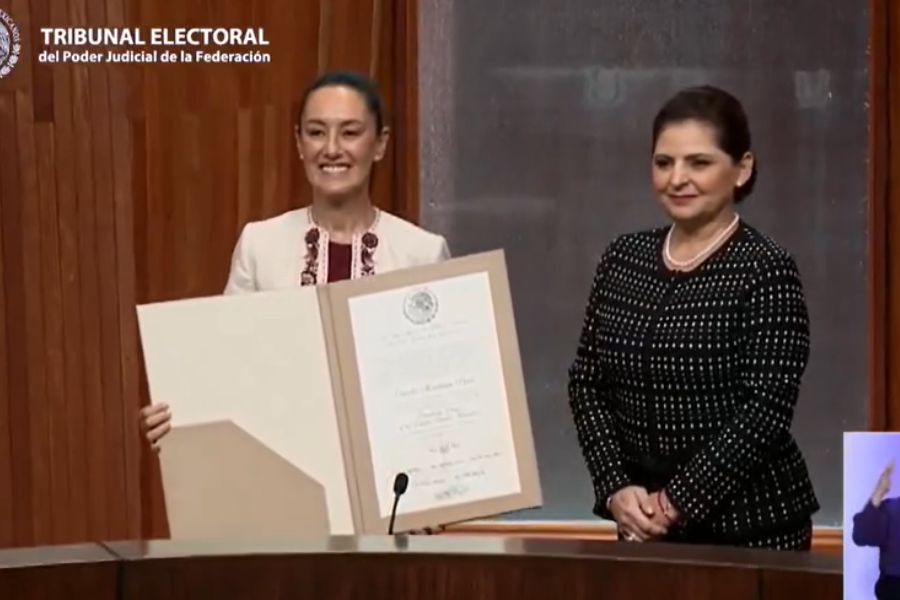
[403,288,438,325]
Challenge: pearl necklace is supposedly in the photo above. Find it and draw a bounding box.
[664,214,740,271]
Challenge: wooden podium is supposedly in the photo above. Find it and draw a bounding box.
[0,535,840,599]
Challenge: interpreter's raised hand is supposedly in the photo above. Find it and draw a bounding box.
[872,460,895,508]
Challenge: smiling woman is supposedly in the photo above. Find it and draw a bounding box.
[140,70,451,450]
[225,70,451,292]
[567,85,819,551]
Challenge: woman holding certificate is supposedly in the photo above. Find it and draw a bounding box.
[567,85,819,550]
[141,70,450,448]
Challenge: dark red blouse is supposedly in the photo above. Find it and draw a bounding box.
[327,242,352,283]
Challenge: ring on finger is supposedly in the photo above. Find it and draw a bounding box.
[619,528,639,542]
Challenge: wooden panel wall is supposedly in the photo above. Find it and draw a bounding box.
[0,0,417,548]
[872,0,900,430]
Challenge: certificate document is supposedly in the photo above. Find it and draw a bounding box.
[348,272,521,517]
[329,250,541,533]
[138,249,542,537]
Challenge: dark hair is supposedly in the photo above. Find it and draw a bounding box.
[296,70,385,132]
[651,85,757,203]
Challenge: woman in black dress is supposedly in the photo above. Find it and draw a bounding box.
[567,85,819,550]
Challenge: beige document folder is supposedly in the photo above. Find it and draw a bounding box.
[137,250,542,539]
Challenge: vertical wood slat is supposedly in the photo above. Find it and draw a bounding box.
[369,32,393,215]
[68,0,109,539]
[869,0,888,430]
[392,0,419,222]
[885,0,900,429]
[7,0,44,548]
[133,119,164,540]
[327,0,374,74]
[258,3,291,229]
[106,0,143,540]
[277,105,293,219]
[139,0,168,303]
[87,0,128,539]
[0,92,35,547]
[48,0,90,544]
[369,0,382,80]
[141,72,165,302]
[15,88,52,544]
[249,106,265,221]
[29,0,53,122]
[287,1,321,209]
[177,114,200,296]
[0,0,14,549]
[208,103,237,290]
[317,0,332,74]
[366,0,419,222]
[236,108,253,240]
[27,0,71,541]
[227,2,248,284]
[35,122,72,543]
[129,2,163,539]
[871,0,900,430]
[262,103,279,219]
[0,94,15,547]
[14,0,50,547]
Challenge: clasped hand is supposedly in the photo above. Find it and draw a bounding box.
[609,486,678,542]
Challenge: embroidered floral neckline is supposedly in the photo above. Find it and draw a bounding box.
[299,207,381,286]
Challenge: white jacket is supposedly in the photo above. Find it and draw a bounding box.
[224,207,450,293]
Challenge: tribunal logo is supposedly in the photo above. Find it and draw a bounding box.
[403,288,438,325]
[0,9,21,79]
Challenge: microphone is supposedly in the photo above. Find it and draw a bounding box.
[388,472,409,535]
